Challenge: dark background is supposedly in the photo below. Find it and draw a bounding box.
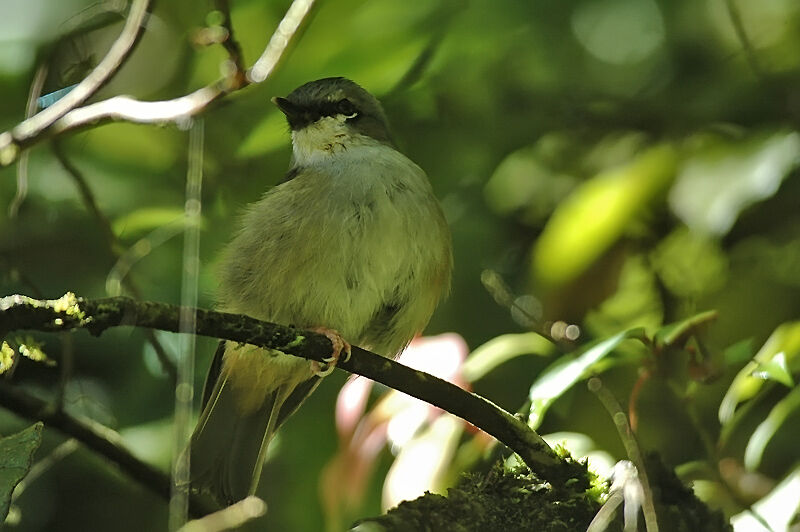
[1,0,799,530]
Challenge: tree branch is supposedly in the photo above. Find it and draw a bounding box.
[248,0,315,83]
[0,382,216,517]
[4,0,152,149]
[50,141,179,384]
[214,0,247,83]
[0,0,317,166]
[0,293,574,486]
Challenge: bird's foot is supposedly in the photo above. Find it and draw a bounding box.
[310,327,351,377]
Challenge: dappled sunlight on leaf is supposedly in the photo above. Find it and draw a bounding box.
[112,207,192,240]
[744,385,800,470]
[484,143,578,223]
[730,465,800,532]
[532,144,677,287]
[462,332,555,383]
[527,328,645,429]
[670,131,800,236]
[719,321,800,423]
[651,228,729,298]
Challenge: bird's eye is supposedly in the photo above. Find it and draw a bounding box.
[337,99,358,117]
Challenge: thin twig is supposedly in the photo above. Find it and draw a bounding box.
[11,439,79,501]
[589,377,659,532]
[8,64,48,217]
[214,0,246,82]
[10,0,152,144]
[50,140,179,384]
[480,269,570,350]
[0,0,316,166]
[51,141,117,252]
[723,0,765,79]
[248,0,315,83]
[49,88,226,133]
[0,382,216,517]
[0,293,575,485]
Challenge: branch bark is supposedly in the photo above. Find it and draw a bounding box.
[1,0,152,157]
[0,0,316,166]
[0,383,216,517]
[0,293,574,486]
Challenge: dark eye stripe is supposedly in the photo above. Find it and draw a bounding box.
[337,99,357,116]
[316,99,359,118]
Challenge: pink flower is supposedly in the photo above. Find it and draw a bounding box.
[320,333,472,526]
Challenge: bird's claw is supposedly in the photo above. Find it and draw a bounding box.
[310,328,351,377]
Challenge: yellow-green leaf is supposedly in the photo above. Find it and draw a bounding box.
[744,385,800,470]
[112,208,191,240]
[654,310,718,350]
[532,144,677,287]
[462,333,555,382]
[527,328,646,429]
[719,321,800,423]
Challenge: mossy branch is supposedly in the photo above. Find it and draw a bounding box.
[0,293,578,488]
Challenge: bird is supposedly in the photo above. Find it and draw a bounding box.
[189,77,453,506]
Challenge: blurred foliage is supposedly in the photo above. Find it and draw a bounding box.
[1,0,800,530]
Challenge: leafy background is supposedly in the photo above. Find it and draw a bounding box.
[1,0,800,530]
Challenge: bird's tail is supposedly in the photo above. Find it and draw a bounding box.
[189,372,320,506]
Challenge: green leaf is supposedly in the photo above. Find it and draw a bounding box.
[751,353,794,388]
[112,207,191,240]
[744,385,800,470]
[0,423,44,522]
[653,310,718,350]
[527,328,645,429]
[719,321,800,423]
[674,460,718,483]
[650,228,728,298]
[723,338,756,366]
[730,465,800,531]
[462,333,555,382]
[670,130,800,236]
[484,143,576,220]
[532,144,677,287]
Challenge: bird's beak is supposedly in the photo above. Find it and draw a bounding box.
[272,97,302,119]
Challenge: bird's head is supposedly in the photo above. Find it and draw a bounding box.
[273,78,393,163]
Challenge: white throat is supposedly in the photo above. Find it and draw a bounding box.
[291,114,380,166]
